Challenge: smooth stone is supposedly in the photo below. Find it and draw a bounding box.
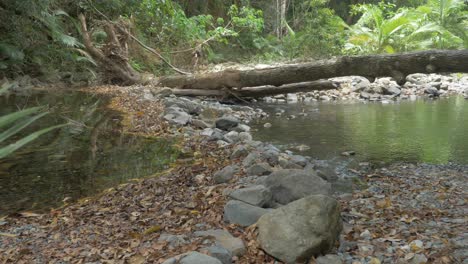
[224,200,271,227]
[228,185,273,207]
[264,169,332,204]
[215,116,240,131]
[238,132,253,142]
[246,163,273,176]
[194,229,246,257]
[213,165,239,184]
[316,254,344,264]
[162,252,222,264]
[230,145,249,159]
[203,246,232,264]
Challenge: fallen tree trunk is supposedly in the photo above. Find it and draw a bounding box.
[171,80,337,97]
[159,50,468,90]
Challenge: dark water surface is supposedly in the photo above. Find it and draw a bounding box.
[0,91,178,215]
[253,96,468,165]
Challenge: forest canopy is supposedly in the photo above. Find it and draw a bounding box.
[0,0,466,82]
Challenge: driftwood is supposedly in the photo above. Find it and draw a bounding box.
[78,13,142,85]
[159,50,468,91]
[171,80,337,97]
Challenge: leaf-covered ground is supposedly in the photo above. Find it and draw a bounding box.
[339,163,467,264]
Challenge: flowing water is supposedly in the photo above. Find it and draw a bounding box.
[0,91,178,215]
[252,96,468,165]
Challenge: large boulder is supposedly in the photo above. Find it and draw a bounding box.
[164,106,191,126]
[264,169,332,204]
[257,195,342,264]
[224,200,270,227]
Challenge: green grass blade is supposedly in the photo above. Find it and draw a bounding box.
[0,106,44,129]
[0,112,49,143]
[0,124,66,159]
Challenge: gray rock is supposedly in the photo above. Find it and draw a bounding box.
[228,185,273,207]
[263,123,272,128]
[231,145,249,159]
[224,200,271,227]
[224,131,240,143]
[264,169,332,204]
[162,252,222,264]
[242,152,260,167]
[238,132,253,142]
[360,92,371,100]
[194,229,246,257]
[382,85,401,96]
[424,86,440,96]
[165,98,203,114]
[290,155,308,167]
[257,195,342,264]
[213,165,239,184]
[192,119,212,129]
[203,246,232,264]
[246,163,273,176]
[216,116,240,131]
[232,124,251,132]
[158,233,190,248]
[316,254,344,264]
[307,162,339,182]
[164,106,191,126]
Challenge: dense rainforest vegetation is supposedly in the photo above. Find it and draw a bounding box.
[1,0,466,83]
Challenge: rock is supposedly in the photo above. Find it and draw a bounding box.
[242,152,260,167]
[382,85,401,96]
[158,233,190,248]
[307,162,339,182]
[165,97,202,114]
[203,246,232,264]
[341,151,356,156]
[424,86,440,96]
[238,132,253,142]
[264,169,332,204]
[194,229,246,257]
[232,124,251,132]
[231,145,249,159]
[162,252,222,264]
[223,131,239,143]
[316,254,344,264]
[287,94,298,102]
[290,155,308,167]
[257,195,342,264]
[228,185,272,207]
[360,92,371,100]
[224,200,270,227]
[192,119,212,129]
[246,163,273,176]
[213,165,239,184]
[215,116,240,131]
[154,87,173,97]
[409,254,428,264]
[263,122,272,128]
[164,106,191,126]
[319,95,331,101]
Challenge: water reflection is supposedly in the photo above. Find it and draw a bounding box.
[0,91,178,214]
[253,97,468,164]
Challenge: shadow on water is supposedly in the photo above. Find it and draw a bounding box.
[252,96,468,165]
[0,91,178,215]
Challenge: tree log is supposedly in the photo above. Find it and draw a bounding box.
[159,50,468,89]
[171,80,337,97]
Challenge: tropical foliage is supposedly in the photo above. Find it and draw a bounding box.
[0,84,64,159]
[344,0,467,54]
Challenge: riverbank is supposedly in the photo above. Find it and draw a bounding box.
[1,81,467,263]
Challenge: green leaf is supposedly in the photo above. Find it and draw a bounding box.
[0,124,66,159]
[0,107,44,129]
[0,112,48,143]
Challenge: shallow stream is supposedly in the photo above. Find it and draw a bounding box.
[0,91,178,215]
[252,96,468,165]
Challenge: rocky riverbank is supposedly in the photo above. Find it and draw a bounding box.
[262,73,468,103]
[1,84,467,264]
